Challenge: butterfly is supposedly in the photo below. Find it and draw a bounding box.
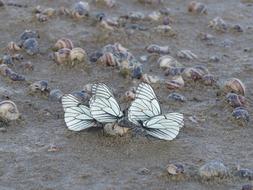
[89,83,124,123]
[62,94,96,131]
[128,83,184,140]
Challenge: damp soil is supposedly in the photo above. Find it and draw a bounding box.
[0,0,252,189]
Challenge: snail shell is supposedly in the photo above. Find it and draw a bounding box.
[42,8,56,17]
[0,64,9,76]
[223,78,246,96]
[147,11,162,21]
[36,13,48,22]
[158,55,182,69]
[188,1,207,14]
[208,17,228,33]
[226,93,246,108]
[102,43,129,55]
[141,73,161,84]
[54,38,74,51]
[29,80,49,93]
[232,107,249,126]
[167,164,184,175]
[177,49,198,60]
[182,67,203,81]
[202,74,216,86]
[103,123,130,136]
[0,100,20,121]
[70,47,87,64]
[71,1,90,19]
[97,52,118,66]
[22,38,39,55]
[146,44,170,54]
[7,41,21,51]
[59,6,71,16]
[53,48,71,64]
[165,76,185,90]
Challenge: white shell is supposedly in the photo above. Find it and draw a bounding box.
[158,55,181,69]
[0,100,20,121]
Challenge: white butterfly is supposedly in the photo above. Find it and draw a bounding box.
[128,83,184,140]
[89,83,124,123]
[62,94,96,131]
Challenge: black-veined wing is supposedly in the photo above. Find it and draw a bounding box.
[62,94,95,131]
[143,113,184,140]
[128,83,161,126]
[89,83,123,123]
[91,83,113,98]
[62,94,81,112]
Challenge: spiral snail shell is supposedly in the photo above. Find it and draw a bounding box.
[141,73,161,84]
[97,52,118,66]
[0,100,20,121]
[7,41,21,51]
[165,76,185,90]
[158,55,182,69]
[29,80,49,93]
[226,93,246,108]
[54,38,74,51]
[70,48,87,65]
[223,78,246,96]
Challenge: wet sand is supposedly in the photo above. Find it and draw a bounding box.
[0,0,252,189]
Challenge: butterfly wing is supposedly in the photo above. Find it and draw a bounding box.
[143,113,184,140]
[89,83,123,123]
[128,83,161,126]
[62,94,95,131]
[62,94,81,112]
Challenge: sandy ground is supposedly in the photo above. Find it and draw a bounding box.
[0,0,252,189]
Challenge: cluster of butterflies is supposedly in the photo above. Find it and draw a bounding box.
[62,83,184,140]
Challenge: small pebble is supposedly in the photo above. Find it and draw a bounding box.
[199,160,229,179]
[49,89,64,102]
[177,50,198,60]
[167,92,186,102]
[232,107,249,126]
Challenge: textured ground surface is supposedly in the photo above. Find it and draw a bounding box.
[0,0,252,189]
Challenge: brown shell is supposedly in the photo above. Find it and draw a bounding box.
[223,78,246,96]
[7,41,21,51]
[70,47,86,64]
[54,38,74,51]
[97,52,118,66]
[166,76,185,89]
